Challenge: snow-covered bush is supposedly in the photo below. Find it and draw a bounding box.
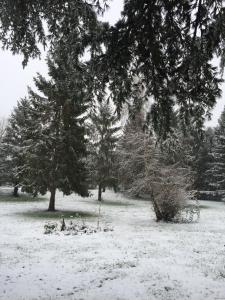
[118,113,197,222]
[152,184,186,222]
[152,180,201,223]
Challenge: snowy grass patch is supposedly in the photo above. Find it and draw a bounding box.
[0,186,47,202]
[90,199,133,207]
[0,190,225,299]
[15,209,98,220]
[199,204,211,209]
[0,194,47,203]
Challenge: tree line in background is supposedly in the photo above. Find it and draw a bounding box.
[1,1,225,222]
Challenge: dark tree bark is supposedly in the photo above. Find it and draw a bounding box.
[48,188,56,211]
[113,184,117,193]
[151,190,163,222]
[13,185,19,197]
[33,190,38,198]
[98,184,102,201]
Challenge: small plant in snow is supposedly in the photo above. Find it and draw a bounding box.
[44,222,58,234]
[60,218,66,231]
[44,219,113,235]
[174,196,200,223]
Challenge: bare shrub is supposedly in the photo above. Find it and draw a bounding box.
[118,130,192,222]
[118,114,198,223]
[152,184,187,222]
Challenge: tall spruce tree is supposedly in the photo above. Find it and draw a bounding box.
[88,102,120,201]
[4,53,89,210]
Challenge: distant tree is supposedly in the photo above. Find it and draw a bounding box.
[0,117,8,186]
[192,128,214,191]
[0,118,7,142]
[0,100,33,196]
[207,135,225,192]
[206,109,225,193]
[117,112,147,197]
[88,102,120,201]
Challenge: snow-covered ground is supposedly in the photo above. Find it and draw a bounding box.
[0,189,225,300]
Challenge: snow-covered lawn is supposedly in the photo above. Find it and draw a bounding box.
[0,189,225,300]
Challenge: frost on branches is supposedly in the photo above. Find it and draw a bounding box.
[118,113,198,222]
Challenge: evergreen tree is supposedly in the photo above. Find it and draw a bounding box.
[192,127,214,192]
[0,118,8,186]
[117,111,147,197]
[0,118,6,142]
[207,109,225,194]
[99,1,224,136]
[207,135,225,192]
[88,102,120,201]
[4,53,89,210]
[0,0,107,66]
[0,99,32,196]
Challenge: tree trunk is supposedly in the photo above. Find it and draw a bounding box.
[98,184,102,201]
[153,200,163,222]
[13,185,19,197]
[151,190,162,221]
[33,190,38,198]
[48,188,56,211]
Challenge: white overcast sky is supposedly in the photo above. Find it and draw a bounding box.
[0,0,224,127]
